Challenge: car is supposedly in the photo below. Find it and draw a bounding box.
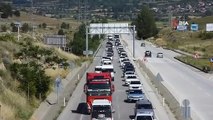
[121,61,131,69]
[119,56,126,63]
[145,51,152,57]
[124,71,135,78]
[156,52,163,58]
[132,110,155,120]
[101,65,115,81]
[125,75,138,85]
[129,80,142,90]
[126,89,144,102]
[101,57,111,64]
[120,58,130,67]
[95,66,102,73]
[141,43,145,47]
[108,35,113,41]
[134,99,154,117]
[123,66,135,76]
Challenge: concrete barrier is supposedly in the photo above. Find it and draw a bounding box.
[137,60,187,120]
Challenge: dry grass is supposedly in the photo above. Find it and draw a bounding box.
[54,47,79,60]
[0,101,16,120]
[45,67,70,79]
[11,12,61,26]
[34,42,79,60]
[154,38,167,47]
[0,11,82,120]
[0,88,33,120]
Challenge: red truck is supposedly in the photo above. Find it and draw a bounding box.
[84,72,115,114]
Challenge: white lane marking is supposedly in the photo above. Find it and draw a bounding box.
[80,114,83,120]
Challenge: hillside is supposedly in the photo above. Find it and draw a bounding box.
[0,12,81,120]
[153,16,213,71]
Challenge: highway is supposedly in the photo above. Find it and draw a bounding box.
[122,34,213,120]
[57,37,172,120]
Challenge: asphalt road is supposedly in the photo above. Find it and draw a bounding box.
[57,37,173,120]
[122,34,213,120]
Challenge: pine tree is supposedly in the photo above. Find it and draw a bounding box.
[134,6,158,39]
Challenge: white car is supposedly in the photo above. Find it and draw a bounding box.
[94,66,102,73]
[125,75,138,85]
[102,65,115,81]
[129,80,142,90]
[124,71,135,78]
[132,110,156,120]
[102,60,112,66]
[101,58,111,64]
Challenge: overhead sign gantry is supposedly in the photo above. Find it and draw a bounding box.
[85,23,136,58]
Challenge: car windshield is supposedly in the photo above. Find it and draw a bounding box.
[92,105,112,118]
[88,83,110,90]
[131,81,141,84]
[129,90,142,94]
[137,104,153,109]
[95,68,102,71]
[136,116,152,120]
[102,68,113,72]
[87,83,111,96]
[126,72,134,75]
[127,76,137,79]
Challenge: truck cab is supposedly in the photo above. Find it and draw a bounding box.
[84,72,115,113]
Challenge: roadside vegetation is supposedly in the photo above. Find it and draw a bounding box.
[152,16,213,72]
[0,8,84,119]
[0,33,80,120]
[133,6,158,39]
[0,6,104,119]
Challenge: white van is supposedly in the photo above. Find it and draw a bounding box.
[101,65,115,81]
[94,66,102,73]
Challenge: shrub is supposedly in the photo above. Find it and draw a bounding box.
[198,31,213,40]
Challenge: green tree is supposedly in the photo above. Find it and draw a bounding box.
[58,29,65,35]
[21,23,30,33]
[10,62,51,99]
[13,10,20,17]
[0,4,13,18]
[69,24,102,55]
[134,6,158,39]
[1,25,7,32]
[42,23,47,29]
[61,22,69,29]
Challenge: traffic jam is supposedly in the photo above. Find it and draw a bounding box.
[83,34,156,120]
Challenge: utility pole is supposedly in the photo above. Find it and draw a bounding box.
[169,11,173,29]
[133,25,136,58]
[31,0,35,39]
[78,0,81,22]
[86,26,88,57]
